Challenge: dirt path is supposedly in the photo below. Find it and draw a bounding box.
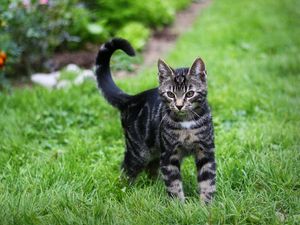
[115,0,211,77]
[143,0,210,66]
[51,0,211,78]
[13,1,210,88]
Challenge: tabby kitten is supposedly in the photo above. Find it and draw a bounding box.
[95,38,216,203]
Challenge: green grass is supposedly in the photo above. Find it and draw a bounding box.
[0,0,300,224]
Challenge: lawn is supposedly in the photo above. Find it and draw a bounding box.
[0,0,299,224]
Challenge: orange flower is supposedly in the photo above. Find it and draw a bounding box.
[0,58,4,69]
[0,51,6,62]
[0,51,6,69]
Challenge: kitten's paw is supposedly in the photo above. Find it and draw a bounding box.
[119,169,135,185]
[119,168,137,185]
[200,192,213,204]
[179,196,185,203]
[168,191,185,203]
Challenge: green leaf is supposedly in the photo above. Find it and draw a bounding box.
[86,23,104,35]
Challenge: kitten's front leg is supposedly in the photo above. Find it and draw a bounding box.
[195,149,216,203]
[160,147,185,202]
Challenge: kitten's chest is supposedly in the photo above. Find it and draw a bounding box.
[172,121,201,148]
[173,128,199,146]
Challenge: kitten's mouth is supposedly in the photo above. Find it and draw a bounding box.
[175,110,188,116]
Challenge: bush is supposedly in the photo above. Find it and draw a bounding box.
[0,0,193,78]
[88,0,175,30]
[116,22,150,51]
[66,6,109,48]
[0,0,75,76]
[166,0,193,11]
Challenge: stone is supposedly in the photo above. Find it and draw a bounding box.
[65,64,81,72]
[74,69,95,85]
[31,73,58,88]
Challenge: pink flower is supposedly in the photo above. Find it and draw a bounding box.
[39,0,48,5]
[22,0,30,7]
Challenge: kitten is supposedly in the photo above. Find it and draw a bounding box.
[95,38,216,203]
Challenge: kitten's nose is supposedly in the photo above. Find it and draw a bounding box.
[176,105,183,110]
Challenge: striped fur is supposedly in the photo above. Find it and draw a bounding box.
[95,38,216,203]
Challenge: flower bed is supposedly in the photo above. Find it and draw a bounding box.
[0,0,193,81]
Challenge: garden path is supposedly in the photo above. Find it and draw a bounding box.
[30,0,211,88]
[52,0,211,77]
[115,0,211,77]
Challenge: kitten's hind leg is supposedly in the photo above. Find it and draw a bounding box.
[145,158,160,179]
[121,143,148,183]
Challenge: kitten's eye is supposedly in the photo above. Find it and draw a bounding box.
[186,91,195,98]
[167,91,175,98]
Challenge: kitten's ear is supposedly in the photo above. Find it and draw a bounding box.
[158,58,174,82]
[188,57,206,81]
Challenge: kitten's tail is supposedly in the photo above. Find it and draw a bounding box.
[95,38,135,110]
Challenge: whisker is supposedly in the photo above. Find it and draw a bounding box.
[190,109,202,120]
[159,113,168,127]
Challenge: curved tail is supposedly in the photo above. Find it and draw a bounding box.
[95,38,135,110]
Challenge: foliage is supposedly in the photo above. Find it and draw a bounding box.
[167,0,193,11]
[0,0,193,78]
[0,0,76,76]
[93,0,175,29]
[116,22,150,51]
[66,6,109,48]
[0,0,299,223]
[72,0,193,42]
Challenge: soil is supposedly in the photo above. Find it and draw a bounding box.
[50,0,211,77]
[50,44,98,72]
[141,0,210,68]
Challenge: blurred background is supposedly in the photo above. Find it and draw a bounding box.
[0,0,299,223]
[0,0,193,85]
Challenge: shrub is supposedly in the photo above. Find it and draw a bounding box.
[0,0,193,78]
[166,0,192,11]
[116,22,150,51]
[66,6,109,48]
[88,0,175,30]
[0,0,75,76]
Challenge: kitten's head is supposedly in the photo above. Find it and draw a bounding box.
[158,58,207,113]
